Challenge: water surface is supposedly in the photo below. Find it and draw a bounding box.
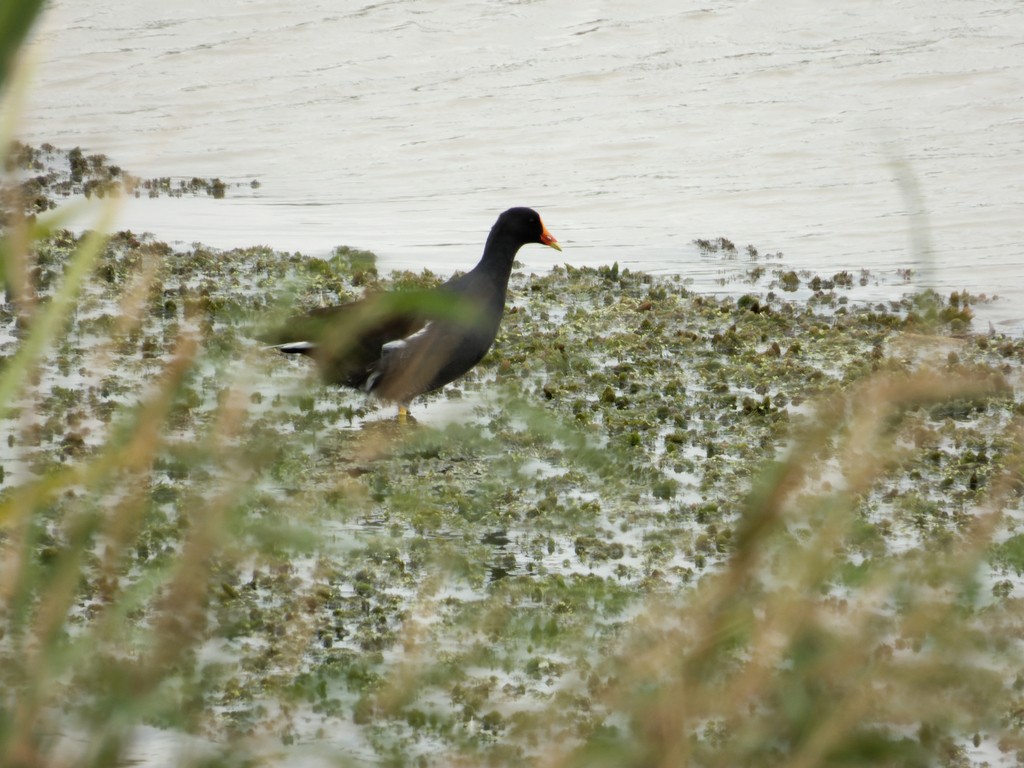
[18,0,1024,329]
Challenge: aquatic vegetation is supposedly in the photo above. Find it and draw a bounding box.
[0,58,1021,761]
[2,196,1023,767]
[0,142,255,222]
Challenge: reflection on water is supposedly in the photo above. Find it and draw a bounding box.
[19,0,1024,331]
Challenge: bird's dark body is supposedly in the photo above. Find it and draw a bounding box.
[267,207,560,406]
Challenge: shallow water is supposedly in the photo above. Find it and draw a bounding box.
[15,0,1024,331]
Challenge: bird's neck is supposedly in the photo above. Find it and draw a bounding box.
[474,227,520,283]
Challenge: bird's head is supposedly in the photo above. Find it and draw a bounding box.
[498,207,562,252]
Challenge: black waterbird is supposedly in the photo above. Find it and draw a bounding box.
[266,207,561,417]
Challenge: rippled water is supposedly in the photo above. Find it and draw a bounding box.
[16,0,1024,330]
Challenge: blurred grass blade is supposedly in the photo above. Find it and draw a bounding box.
[0,0,46,91]
[0,196,119,420]
[0,331,197,528]
[0,0,45,173]
[0,197,99,287]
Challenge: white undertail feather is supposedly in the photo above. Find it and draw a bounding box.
[381,322,432,353]
[270,341,315,352]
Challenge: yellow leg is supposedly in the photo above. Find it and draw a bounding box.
[397,405,408,424]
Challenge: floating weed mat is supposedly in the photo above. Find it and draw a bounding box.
[1,225,1023,767]
[1,141,255,222]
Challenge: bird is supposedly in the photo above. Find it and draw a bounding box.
[265,207,561,417]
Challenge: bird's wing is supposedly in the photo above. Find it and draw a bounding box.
[267,296,431,389]
[268,298,425,355]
